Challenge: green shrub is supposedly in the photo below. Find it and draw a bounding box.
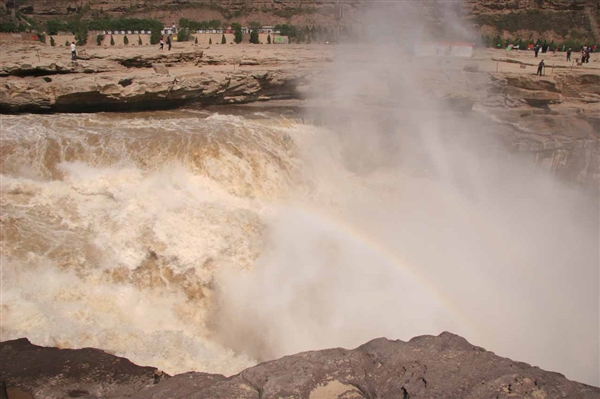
[50,36,55,46]
[177,28,190,42]
[250,30,259,44]
[234,26,242,44]
[96,34,103,45]
[65,39,70,46]
[74,28,88,45]
[138,35,142,45]
[221,33,226,44]
[0,21,17,32]
[123,35,128,45]
[150,30,160,45]
[47,19,67,35]
[110,35,115,46]
[267,34,271,44]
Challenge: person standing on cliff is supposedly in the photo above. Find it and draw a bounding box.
[536,60,545,76]
[566,48,572,61]
[167,34,172,51]
[70,42,77,61]
[534,45,539,58]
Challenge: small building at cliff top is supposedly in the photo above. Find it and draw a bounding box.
[415,42,475,58]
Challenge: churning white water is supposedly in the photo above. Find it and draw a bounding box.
[0,109,598,385]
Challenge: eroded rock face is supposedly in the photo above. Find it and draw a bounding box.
[109,51,203,68]
[0,70,305,113]
[2,333,599,399]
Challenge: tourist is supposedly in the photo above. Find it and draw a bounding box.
[70,42,77,61]
[584,47,591,63]
[159,36,164,50]
[167,34,172,51]
[566,48,572,61]
[536,59,545,76]
[534,45,539,58]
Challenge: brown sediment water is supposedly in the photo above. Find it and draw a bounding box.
[0,107,598,385]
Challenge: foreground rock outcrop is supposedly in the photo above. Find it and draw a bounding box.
[2,333,598,399]
[0,338,164,399]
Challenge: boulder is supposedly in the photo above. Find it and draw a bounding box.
[152,63,169,75]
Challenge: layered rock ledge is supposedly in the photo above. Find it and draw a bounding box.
[1,333,599,399]
[0,44,327,113]
[0,67,307,113]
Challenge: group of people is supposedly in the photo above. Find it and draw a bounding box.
[159,34,172,51]
[534,43,594,63]
[566,46,593,63]
[536,44,594,76]
[579,46,592,63]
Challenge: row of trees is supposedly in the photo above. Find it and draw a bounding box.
[274,24,335,43]
[178,18,223,31]
[0,20,28,32]
[94,34,144,46]
[174,19,336,44]
[481,35,593,52]
[45,18,163,45]
[0,8,38,32]
[177,27,267,44]
[178,18,267,31]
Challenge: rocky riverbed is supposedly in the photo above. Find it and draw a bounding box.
[2,333,599,399]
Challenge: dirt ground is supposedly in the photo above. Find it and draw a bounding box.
[2,40,598,77]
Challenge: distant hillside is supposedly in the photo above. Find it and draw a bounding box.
[5,0,600,42]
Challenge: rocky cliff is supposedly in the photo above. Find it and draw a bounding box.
[1,333,599,399]
[9,0,600,42]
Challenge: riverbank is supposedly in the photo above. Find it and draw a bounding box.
[1,42,598,113]
[0,43,329,113]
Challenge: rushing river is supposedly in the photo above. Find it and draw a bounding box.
[0,108,598,385]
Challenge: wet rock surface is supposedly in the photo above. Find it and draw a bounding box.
[2,333,599,399]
